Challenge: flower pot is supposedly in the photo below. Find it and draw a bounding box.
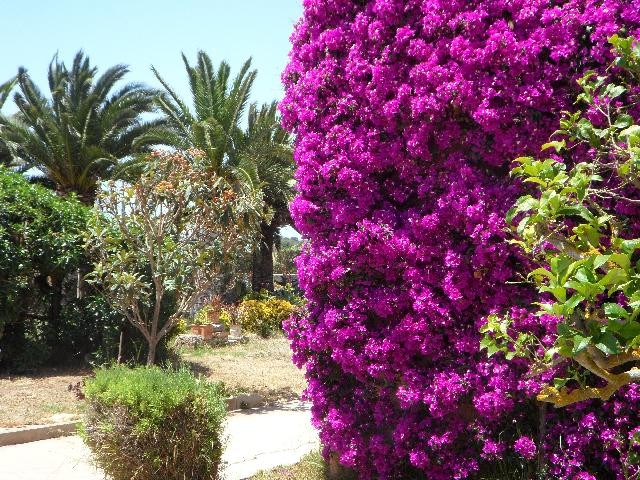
[190,325,203,336]
[199,323,214,339]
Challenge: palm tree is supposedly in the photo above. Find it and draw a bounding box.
[0,52,161,204]
[0,77,15,110]
[242,102,294,292]
[147,52,258,185]
[149,52,295,292]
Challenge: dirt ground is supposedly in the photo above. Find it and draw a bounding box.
[0,368,87,427]
[180,335,307,404]
[0,335,306,427]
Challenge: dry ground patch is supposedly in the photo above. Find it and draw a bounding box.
[0,369,87,427]
[0,336,305,427]
[179,334,306,403]
[250,451,356,480]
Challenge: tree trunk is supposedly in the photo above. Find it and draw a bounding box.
[48,275,63,327]
[252,221,277,292]
[117,330,125,364]
[146,338,157,366]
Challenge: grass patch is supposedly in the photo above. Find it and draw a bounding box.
[0,368,86,427]
[0,336,304,427]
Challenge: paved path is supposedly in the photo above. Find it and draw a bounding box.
[0,401,318,480]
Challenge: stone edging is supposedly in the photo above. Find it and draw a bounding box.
[0,422,78,447]
[0,393,265,447]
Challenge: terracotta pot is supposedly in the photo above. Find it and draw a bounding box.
[199,324,214,339]
[190,325,203,336]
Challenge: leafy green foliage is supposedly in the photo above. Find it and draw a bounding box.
[0,167,125,370]
[482,36,640,406]
[148,53,295,292]
[82,365,226,480]
[148,52,260,182]
[238,292,296,338]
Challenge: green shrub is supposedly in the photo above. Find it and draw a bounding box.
[81,365,226,480]
[194,305,213,325]
[0,167,127,371]
[238,297,296,338]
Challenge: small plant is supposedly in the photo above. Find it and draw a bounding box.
[194,297,225,326]
[81,365,226,480]
[219,304,240,328]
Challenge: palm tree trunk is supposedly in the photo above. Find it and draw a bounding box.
[252,221,277,292]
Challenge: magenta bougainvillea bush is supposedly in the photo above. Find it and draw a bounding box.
[282,1,640,479]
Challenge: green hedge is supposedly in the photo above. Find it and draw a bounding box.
[0,167,128,370]
[82,365,226,480]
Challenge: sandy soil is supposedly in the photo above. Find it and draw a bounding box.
[0,368,87,427]
[0,336,306,427]
[180,335,307,404]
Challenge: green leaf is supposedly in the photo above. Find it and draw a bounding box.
[557,322,573,337]
[603,303,629,320]
[506,196,538,223]
[614,114,634,129]
[541,286,567,302]
[553,377,569,388]
[620,239,640,255]
[486,344,501,357]
[609,253,630,270]
[598,268,627,288]
[595,332,621,355]
[563,294,585,314]
[528,267,553,281]
[619,321,640,341]
[593,255,610,270]
[620,125,640,145]
[541,140,566,153]
[572,335,591,355]
[604,84,626,99]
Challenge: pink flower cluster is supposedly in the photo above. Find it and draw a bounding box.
[282,1,640,478]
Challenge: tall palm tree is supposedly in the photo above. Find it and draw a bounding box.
[0,52,161,204]
[242,102,294,292]
[149,52,295,292]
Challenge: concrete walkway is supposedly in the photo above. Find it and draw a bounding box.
[0,401,318,480]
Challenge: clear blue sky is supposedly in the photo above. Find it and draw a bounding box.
[1,0,302,112]
[1,0,304,237]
